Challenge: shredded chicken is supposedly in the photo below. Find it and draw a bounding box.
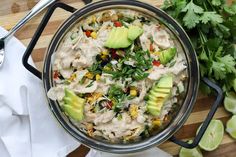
[94,110,116,125]
[94,113,144,140]
[148,58,187,80]
[47,85,65,101]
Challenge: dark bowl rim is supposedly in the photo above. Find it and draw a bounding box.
[42,0,200,154]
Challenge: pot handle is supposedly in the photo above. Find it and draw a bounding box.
[169,77,223,149]
[22,2,77,79]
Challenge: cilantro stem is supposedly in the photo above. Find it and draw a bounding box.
[198,29,211,59]
[206,0,217,12]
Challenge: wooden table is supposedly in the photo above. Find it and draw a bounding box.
[0,0,235,156]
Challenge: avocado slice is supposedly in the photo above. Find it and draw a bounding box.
[149,94,158,102]
[146,76,173,116]
[105,27,132,49]
[62,104,84,121]
[63,89,85,121]
[147,105,160,116]
[128,25,143,41]
[147,98,165,108]
[157,76,173,89]
[154,88,171,94]
[159,47,177,65]
[150,90,169,98]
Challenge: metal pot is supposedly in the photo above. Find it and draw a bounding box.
[22,0,223,154]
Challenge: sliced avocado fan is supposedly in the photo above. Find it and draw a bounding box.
[146,75,173,116]
[105,26,143,49]
[62,89,85,121]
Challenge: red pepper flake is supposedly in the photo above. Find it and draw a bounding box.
[85,30,91,37]
[114,21,122,27]
[152,60,161,67]
[150,43,154,52]
[106,101,113,109]
[53,71,59,79]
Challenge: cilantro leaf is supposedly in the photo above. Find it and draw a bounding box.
[224,5,236,15]
[217,24,231,37]
[181,1,204,13]
[212,0,221,6]
[199,51,208,61]
[181,1,204,29]
[210,61,226,80]
[200,12,223,25]
[216,55,236,73]
[174,0,187,17]
[162,0,236,95]
[161,0,173,9]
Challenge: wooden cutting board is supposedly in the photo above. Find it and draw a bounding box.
[0,0,235,156]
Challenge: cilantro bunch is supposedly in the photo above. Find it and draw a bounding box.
[162,0,236,94]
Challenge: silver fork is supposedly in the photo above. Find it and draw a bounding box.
[0,0,57,68]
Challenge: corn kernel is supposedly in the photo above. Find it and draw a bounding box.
[101,54,107,60]
[87,93,102,104]
[154,51,160,56]
[129,104,138,119]
[152,119,162,126]
[96,74,101,81]
[104,66,111,71]
[90,32,97,39]
[130,89,137,97]
[101,51,109,55]
[85,72,94,79]
[68,73,77,81]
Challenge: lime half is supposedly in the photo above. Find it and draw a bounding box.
[224,92,236,114]
[226,115,236,139]
[197,119,224,151]
[179,140,203,157]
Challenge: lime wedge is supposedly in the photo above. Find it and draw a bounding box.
[226,115,236,139]
[224,92,236,114]
[179,140,203,157]
[197,119,224,151]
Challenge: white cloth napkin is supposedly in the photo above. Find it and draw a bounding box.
[0,26,172,157]
[88,148,172,157]
[0,27,80,157]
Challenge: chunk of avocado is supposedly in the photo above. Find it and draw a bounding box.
[105,27,132,49]
[157,76,173,89]
[159,47,177,65]
[62,104,84,121]
[63,97,84,109]
[63,89,85,121]
[128,25,143,41]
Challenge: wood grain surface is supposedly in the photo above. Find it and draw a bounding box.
[0,0,235,157]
